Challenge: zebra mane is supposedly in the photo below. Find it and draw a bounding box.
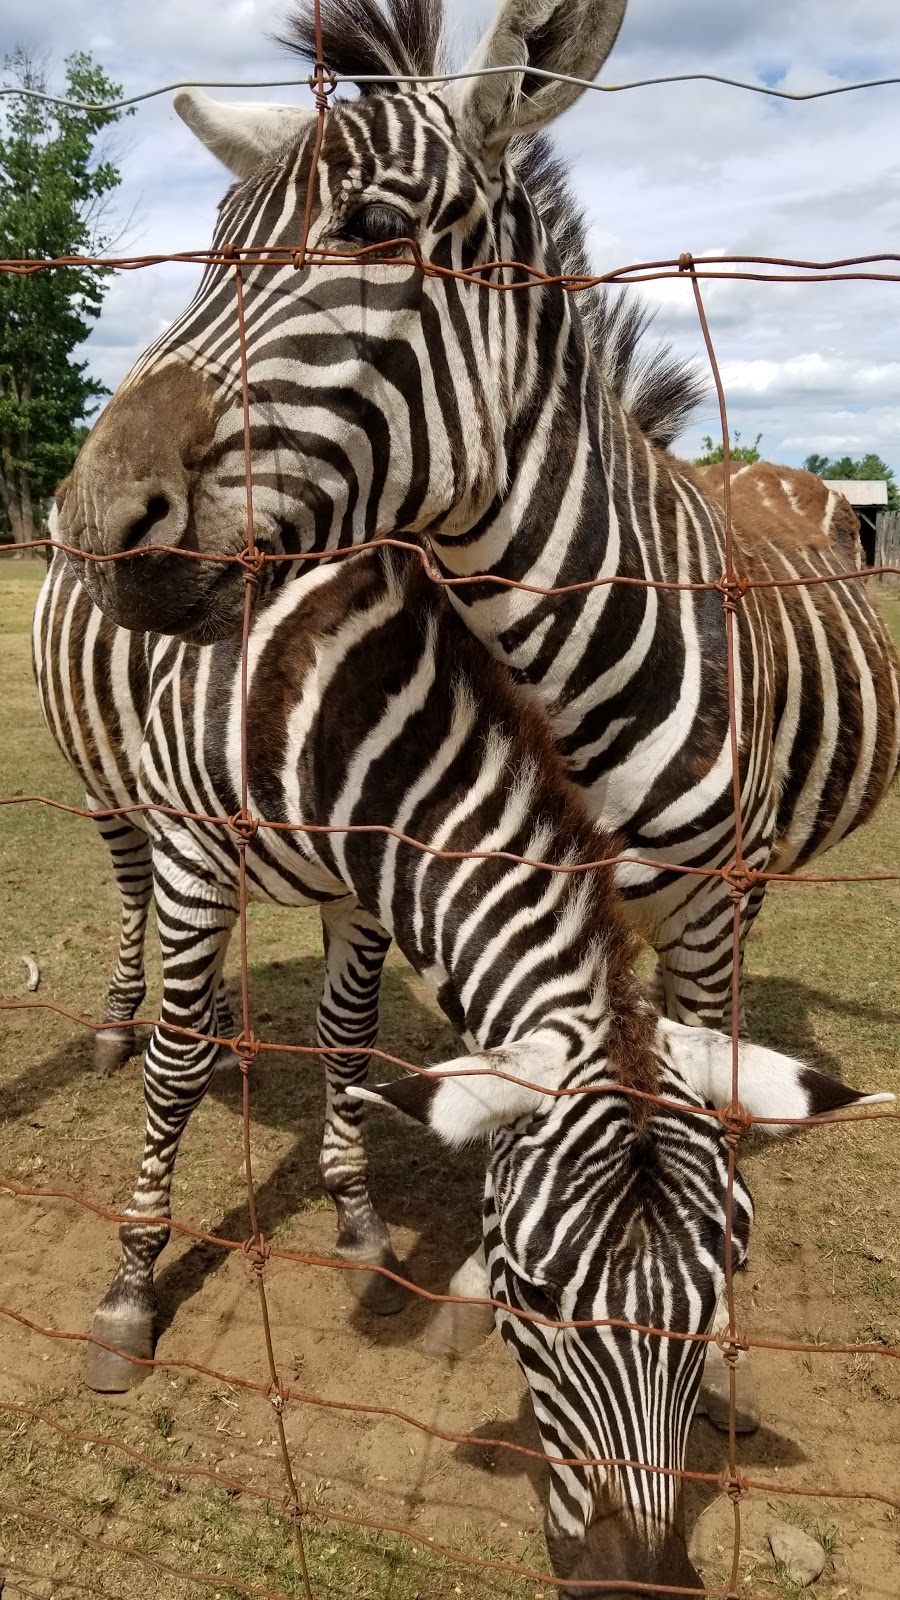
[281,0,704,449]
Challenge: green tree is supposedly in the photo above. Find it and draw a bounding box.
[0,49,130,546]
[693,431,763,467]
[804,451,899,510]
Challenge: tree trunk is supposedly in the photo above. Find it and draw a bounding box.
[5,481,33,558]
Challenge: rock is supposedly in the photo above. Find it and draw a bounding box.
[768,1520,827,1586]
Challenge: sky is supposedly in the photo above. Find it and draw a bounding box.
[3,0,900,466]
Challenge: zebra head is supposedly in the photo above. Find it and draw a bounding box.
[360,1025,892,1597]
[56,0,668,638]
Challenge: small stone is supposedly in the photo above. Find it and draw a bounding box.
[768,1521,827,1586]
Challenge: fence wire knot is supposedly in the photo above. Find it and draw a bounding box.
[718,1467,748,1502]
[677,252,695,273]
[721,861,758,899]
[715,572,751,613]
[242,1232,271,1276]
[266,1375,288,1413]
[283,1493,308,1526]
[229,807,259,842]
[307,64,338,110]
[720,1100,753,1148]
[237,546,265,584]
[231,1030,261,1072]
[715,1322,750,1363]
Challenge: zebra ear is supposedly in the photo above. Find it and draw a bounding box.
[660,1020,895,1136]
[349,1035,568,1147]
[174,89,316,178]
[447,0,627,167]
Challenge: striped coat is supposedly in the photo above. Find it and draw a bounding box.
[34,542,885,1592]
[56,0,900,1040]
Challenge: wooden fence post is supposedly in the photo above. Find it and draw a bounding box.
[874,510,900,587]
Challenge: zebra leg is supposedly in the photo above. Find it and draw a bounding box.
[213,974,240,1070]
[85,861,237,1391]
[424,1245,496,1358]
[650,882,753,1032]
[697,1292,760,1435]
[89,805,153,1075]
[655,885,765,1430]
[316,901,410,1315]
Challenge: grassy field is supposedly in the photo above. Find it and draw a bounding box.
[0,559,898,1600]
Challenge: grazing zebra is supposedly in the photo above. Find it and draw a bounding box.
[33,543,889,1597]
[58,0,900,1046]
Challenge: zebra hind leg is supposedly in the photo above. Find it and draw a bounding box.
[651,879,768,1034]
[89,808,153,1076]
[317,903,411,1316]
[85,863,237,1391]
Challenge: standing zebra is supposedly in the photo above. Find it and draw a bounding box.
[59,0,900,1042]
[55,0,899,1439]
[33,542,889,1598]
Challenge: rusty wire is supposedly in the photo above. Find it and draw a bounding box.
[1,28,900,1600]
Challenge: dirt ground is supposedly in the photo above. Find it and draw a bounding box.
[1,563,898,1599]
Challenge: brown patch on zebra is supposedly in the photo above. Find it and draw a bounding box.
[685,460,900,859]
[692,460,863,569]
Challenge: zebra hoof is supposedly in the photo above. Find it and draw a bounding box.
[92,1028,138,1076]
[340,1247,412,1316]
[424,1298,495,1359]
[84,1310,155,1392]
[697,1345,761,1435]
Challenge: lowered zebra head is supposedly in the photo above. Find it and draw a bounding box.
[58,0,697,638]
[357,1027,892,1598]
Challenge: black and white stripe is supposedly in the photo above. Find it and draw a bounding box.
[34,544,889,1591]
[60,0,900,1048]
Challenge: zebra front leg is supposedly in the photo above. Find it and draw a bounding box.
[213,974,240,1070]
[85,865,237,1391]
[317,901,410,1315]
[88,804,153,1075]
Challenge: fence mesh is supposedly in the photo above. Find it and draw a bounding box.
[1,13,899,1599]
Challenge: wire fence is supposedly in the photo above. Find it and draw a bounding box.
[1,16,900,1600]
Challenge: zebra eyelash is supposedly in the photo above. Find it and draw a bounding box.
[338,200,414,247]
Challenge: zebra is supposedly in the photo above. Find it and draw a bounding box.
[55,0,899,1432]
[33,541,889,1598]
[58,0,900,1040]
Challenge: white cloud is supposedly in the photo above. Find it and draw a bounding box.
[6,0,900,470]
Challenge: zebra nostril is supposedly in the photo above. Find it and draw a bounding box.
[126,494,172,549]
[105,487,189,555]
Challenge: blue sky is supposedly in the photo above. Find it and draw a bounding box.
[4,0,900,466]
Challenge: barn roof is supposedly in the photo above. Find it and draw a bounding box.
[823,479,889,505]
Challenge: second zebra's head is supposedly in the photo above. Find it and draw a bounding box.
[357,1025,891,1599]
[59,0,644,637]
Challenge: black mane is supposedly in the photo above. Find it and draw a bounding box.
[281,0,443,79]
[281,0,703,448]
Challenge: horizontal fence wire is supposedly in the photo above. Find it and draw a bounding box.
[1,25,899,1599]
[3,61,900,112]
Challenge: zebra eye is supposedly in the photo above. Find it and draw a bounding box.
[340,202,411,250]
